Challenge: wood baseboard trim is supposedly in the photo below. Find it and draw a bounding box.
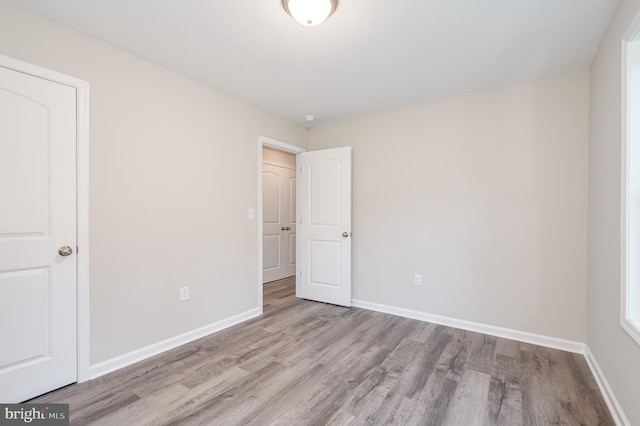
[351,299,586,354]
[89,308,261,380]
[584,347,630,426]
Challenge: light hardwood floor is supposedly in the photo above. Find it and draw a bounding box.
[32,278,613,425]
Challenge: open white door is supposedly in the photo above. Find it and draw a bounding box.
[0,65,77,402]
[297,146,352,307]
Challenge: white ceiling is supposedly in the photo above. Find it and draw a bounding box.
[7,0,619,125]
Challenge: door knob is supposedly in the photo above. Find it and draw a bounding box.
[58,246,73,256]
[281,227,286,231]
[342,232,351,238]
[286,227,291,231]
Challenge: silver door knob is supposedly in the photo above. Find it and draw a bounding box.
[342,232,350,238]
[58,246,73,256]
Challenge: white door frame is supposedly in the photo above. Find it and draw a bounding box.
[257,136,305,313]
[0,54,91,382]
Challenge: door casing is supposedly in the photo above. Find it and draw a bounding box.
[257,136,305,313]
[0,54,91,382]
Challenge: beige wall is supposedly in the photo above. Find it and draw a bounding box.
[308,69,589,342]
[263,146,296,167]
[0,1,306,364]
[7,5,639,420]
[588,0,640,424]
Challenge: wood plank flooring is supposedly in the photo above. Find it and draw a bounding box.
[31,278,614,425]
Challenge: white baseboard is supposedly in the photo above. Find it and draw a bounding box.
[89,308,261,380]
[351,299,586,354]
[584,347,630,426]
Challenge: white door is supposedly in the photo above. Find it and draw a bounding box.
[297,147,352,307]
[0,65,77,402]
[262,163,296,283]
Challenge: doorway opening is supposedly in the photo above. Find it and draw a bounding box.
[262,147,297,284]
[257,136,305,313]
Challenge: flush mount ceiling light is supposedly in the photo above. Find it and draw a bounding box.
[282,0,338,28]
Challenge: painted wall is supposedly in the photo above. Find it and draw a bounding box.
[588,0,640,424]
[0,1,306,365]
[7,5,639,421]
[263,146,296,167]
[308,69,589,343]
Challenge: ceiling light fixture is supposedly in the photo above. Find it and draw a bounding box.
[282,0,338,28]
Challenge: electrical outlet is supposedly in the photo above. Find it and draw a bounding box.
[414,274,422,286]
[180,286,189,301]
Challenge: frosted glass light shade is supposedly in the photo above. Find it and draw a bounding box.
[283,0,338,28]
